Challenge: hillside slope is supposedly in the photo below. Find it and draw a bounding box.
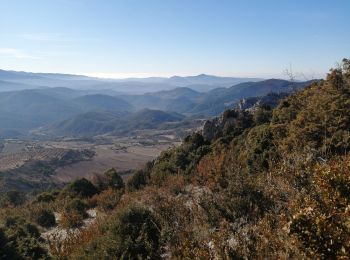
[72,94,133,112]
[48,109,185,136]
[189,79,314,115]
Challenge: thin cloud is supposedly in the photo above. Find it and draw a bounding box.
[17,33,101,43]
[0,48,41,59]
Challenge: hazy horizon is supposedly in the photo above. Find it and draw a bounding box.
[0,67,326,81]
[1,67,267,80]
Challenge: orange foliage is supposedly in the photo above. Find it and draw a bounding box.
[48,222,101,258]
[196,151,226,189]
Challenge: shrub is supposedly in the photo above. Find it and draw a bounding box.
[60,211,85,229]
[253,105,272,125]
[245,124,277,172]
[90,189,122,212]
[1,216,48,259]
[62,178,98,198]
[126,170,149,191]
[94,168,124,191]
[35,208,56,228]
[116,207,161,258]
[34,192,55,203]
[70,206,162,259]
[0,190,26,207]
[0,228,20,259]
[60,199,88,228]
[106,207,162,259]
[289,157,350,258]
[65,198,88,217]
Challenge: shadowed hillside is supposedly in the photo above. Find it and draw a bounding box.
[47,109,185,137]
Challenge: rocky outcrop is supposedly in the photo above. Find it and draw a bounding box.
[202,117,222,141]
[236,92,288,111]
[202,111,238,141]
[202,92,289,141]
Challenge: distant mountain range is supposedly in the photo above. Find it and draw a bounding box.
[124,79,315,116]
[0,69,317,138]
[0,69,262,94]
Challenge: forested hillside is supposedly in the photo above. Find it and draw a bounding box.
[1,59,350,259]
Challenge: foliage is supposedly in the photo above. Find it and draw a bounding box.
[0,216,48,259]
[60,198,88,228]
[72,207,162,259]
[90,189,123,212]
[0,190,26,207]
[94,168,124,191]
[126,169,150,191]
[289,157,350,258]
[61,178,98,198]
[253,104,272,125]
[34,192,56,203]
[0,228,20,259]
[150,132,211,185]
[33,208,56,228]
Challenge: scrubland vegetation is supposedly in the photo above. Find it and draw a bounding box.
[1,59,350,259]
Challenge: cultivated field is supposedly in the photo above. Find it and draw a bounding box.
[0,145,69,172]
[0,128,183,190]
[53,138,176,182]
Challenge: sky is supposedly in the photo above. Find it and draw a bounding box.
[0,0,349,79]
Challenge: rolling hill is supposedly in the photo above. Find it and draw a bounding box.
[72,94,133,112]
[0,90,133,134]
[188,79,315,115]
[47,109,185,137]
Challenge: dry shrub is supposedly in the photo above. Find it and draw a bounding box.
[48,222,101,258]
[60,211,85,229]
[89,188,122,212]
[288,156,350,258]
[160,174,186,195]
[196,151,226,189]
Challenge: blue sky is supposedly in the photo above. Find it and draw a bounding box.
[0,0,349,79]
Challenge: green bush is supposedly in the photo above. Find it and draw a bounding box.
[95,168,125,191]
[61,199,89,228]
[65,198,88,217]
[111,207,162,259]
[126,169,149,191]
[0,228,20,259]
[1,216,48,259]
[0,190,26,207]
[106,168,124,189]
[35,208,56,228]
[34,192,55,203]
[253,104,272,125]
[62,178,98,198]
[75,207,162,259]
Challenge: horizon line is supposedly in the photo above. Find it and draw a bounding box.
[0,67,326,81]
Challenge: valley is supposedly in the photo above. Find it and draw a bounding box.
[0,125,196,191]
